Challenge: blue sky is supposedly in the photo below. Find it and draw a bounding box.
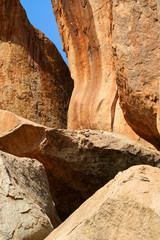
[20,0,68,65]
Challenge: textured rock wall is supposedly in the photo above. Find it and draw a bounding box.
[112,0,160,149]
[52,0,160,149]
[157,0,160,134]
[52,0,119,131]
[0,0,73,128]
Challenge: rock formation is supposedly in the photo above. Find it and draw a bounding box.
[112,0,160,149]
[0,109,46,156]
[52,0,160,149]
[45,165,160,240]
[157,0,160,133]
[0,150,60,240]
[0,0,160,239]
[1,110,160,220]
[0,0,73,128]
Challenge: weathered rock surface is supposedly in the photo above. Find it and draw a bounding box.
[51,0,127,132]
[0,150,60,240]
[0,0,73,128]
[45,165,160,240]
[157,0,160,133]
[158,0,160,20]
[52,0,160,149]
[112,0,160,149]
[1,110,160,220]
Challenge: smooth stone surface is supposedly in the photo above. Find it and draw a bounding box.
[45,165,160,240]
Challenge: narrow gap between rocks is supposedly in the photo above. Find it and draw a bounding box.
[20,0,68,65]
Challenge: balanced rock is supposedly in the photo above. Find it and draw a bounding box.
[0,0,73,128]
[52,0,160,149]
[1,110,160,220]
[0,150,60,240]
[45,165,160,240]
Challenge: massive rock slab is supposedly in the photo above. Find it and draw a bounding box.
[0,150,60,240]
[52,0,160,149]
[112,0,160,149]
[51,0,125,131]
[1,110,160,220]
[45,165,160,240]
[0,0,73,128]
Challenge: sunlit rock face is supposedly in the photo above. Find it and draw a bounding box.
[52,0,160,149]
[45,165,160,240]
[52,0,119,132]
[112,0,160,149]
[0,0,73,128]
[157,0,160,134]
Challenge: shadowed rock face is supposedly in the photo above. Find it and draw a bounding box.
[52,0,160,149]
[0,0,73,128]
[45,165,160,240]
[1,110,160,220]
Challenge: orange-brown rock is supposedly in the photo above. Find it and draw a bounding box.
[112,0,160,149]
[52,0,160,149]
[0,109,46,156]
[0,0,73,128]
[1,110,160,220]
[52,0,119,131]
[45,165,160,240]
[157,1,160,133]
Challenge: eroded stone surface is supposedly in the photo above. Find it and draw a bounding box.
[0,150,60,240]
[157,0,160,134]
[52,0,121,132]
[0,0,73,128]
[52,0,160,149]
[45,165,160,240]
[112,0,160,149]
[1,110,160,220]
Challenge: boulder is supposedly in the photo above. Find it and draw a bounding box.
[0,150,60,240]
[45,165,160,240]
[0,0,73,128]
[1,110,160,220]
[36,128,160,219]
[52,0,160,149]
[0,109,46,156]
